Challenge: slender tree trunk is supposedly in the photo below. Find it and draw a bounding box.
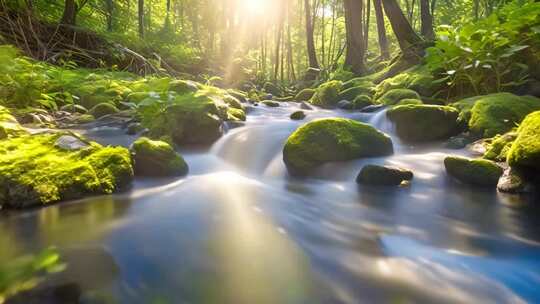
[382,0,423,55]
[106,0,114,31]
[61,0,77,25]
[364,0,371,51]
[343,0,366,74]
[304,0,320,69]
[374,0,390,59]
[138,0,144,37]
[420,0,434,39]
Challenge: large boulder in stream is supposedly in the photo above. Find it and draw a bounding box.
[130,137,188,177]
[444,156,503,187]
[283,118,393,175]
[507,111,540,172]
[0,132,133,209]
[452,93,540,138]
[356,165,413,186]
[387,105,460,142]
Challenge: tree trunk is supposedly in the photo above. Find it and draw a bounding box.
[61,0,77,25]
[382,0,423,56]
[304,0,320,69]
[374,0,390,59]
[138,0,144,37]
[343,0,366,74]
[106,0,114,31]
[420,0,434,39]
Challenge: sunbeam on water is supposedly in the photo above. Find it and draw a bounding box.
[2,102,540,303]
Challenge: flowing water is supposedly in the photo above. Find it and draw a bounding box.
[2,103,540,303]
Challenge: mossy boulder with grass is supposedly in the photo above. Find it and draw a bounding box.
[283,118,393,175]
[309,80,343,108]
[0,106,26,139]
[452,93,540,138]
[374,65,439,99]
[377,89,421,106]
[130,137,188,177]
[387,105,460,142]
[342,78,374,91]
[295,89,316,101]
[507,111,540,171]
[144,95,223,145]
[338,85,373,101]
[0,133,133,209]
[356,165,413,186]
[89,103,120,118]
[227,108,246,121]
[352,95,374,110]
[444,156,503,187]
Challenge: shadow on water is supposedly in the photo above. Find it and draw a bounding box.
[2,102,540,303]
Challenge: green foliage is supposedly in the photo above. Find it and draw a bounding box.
[425,0,540,96]
[444,156,503,186]
[0,247,65,302]
[283,118,393,175]
[483,131,518,161]
[508,111,540,171]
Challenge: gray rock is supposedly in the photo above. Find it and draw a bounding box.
[337,100,354,110]
[497,167,534,194]
[300,102,313,110]
[356,165,414,186]
[262,100,280,107]
[290,111,306,120]
[55,135,88,151]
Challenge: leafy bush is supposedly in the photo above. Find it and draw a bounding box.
[425,0,540,97]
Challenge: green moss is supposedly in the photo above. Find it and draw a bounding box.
[73,114,95,124]
[452,93,540,138]
[483,131,517,162]
[387,105,460,142]
[356,165,413,186]
[376,89,421,106]
[223,95,244,110]
[226,89,248,103]
[290,111,306,120]
[507,111,540,171]
[89,103,120,118]
[263,82,282,97]
[395,98,423,106]
[227,108,246,121]
[309,80,343,108]
[283,118,393,175]
[338,85,373,101]
[262,100,280,107]
[0,133,133,208]
[169,80,199,94]
[295,89,316,101]
[444,156,503,187]
[374,65,439,99]
[342,78,374,91]
[130,137,188,176]
[352,95,374,109]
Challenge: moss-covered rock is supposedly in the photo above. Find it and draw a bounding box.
[444,156,503,187]
[283,118,393,175]
[309,80,343,108]
[0,133,133,208]
[295,89,316,101]
[227,89,248,103]
[452,93,540,138]
[169,80,199,94]
[144,95,223,145]
[374,65,440,99]
[342,78,374,92]
[351,95,374,110]
[0,106,26,139]
[262,100,280,107]
[89,103,120,118]
[395,98,423,106]
[377,89,421,106]
[130,137,188,177]
[73,114,96,124]
[507,111,540,171]
[338,85,373,101]
[387,105,460,142]
[263,82,282,97]
[223,95,245,110]
[290,111,306,120]
[356,165,413,186]
[227,108,246,121]
[483,131,517,162]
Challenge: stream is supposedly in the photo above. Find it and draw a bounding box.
[2,103,540,303]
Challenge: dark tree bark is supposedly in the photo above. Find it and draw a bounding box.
[304,0,320,69]
[374,0,390,59]
[138,0,144,37]
[420,0,434,39]
[382,0,423,56]
[61,0,77,25]
[344,0,366,74]
[106,0,114,31]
